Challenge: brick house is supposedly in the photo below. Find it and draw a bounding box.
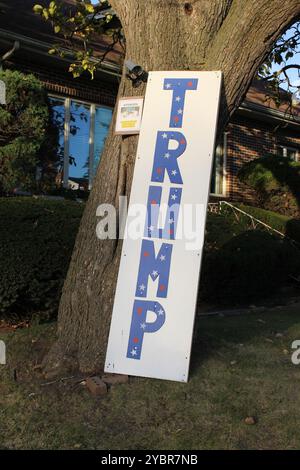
[0,0,121,190]
[1,0,300,200]
[217,81,300,202]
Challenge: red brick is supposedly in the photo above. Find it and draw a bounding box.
[86,376,107,396]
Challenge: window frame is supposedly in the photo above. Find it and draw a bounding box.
[278,144,299,162]
[210,132,227,197]
[48,93,113,189]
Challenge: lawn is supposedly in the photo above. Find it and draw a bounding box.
[1,304,300,450]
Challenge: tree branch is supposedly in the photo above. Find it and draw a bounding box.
[262,64,300,82]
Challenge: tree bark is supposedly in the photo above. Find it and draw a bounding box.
[43,0,300,377]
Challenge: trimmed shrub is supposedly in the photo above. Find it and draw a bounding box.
[200,230,300,305]
[237,155,300,217]
[236,204,300,243]
[1,197,299,319]
[0,197,83,319]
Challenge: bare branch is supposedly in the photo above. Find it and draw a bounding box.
[262,64,300,82]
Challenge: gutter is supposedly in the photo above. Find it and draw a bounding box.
[238,100,300,129]
[1,27,298,129]
[0,29,122,78]
[0,40,20,70]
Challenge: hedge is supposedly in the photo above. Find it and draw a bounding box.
[200,229,300,305]
[1,197,299,319]
[235,204,300,244]
[0,197,83,319]
[237,155,300,217]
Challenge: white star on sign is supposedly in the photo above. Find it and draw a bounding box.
[171,170,177,175]
[160,255,166,261]
[140,323,146,330]
[175,96,181,102]
[148,226,154,232]
[162,133,168,139]
[171,194,177,200]
[165,83,171,89]
[131,349,137,356]
[168,218,174,224]
[158,309,164,316]
[177,108,183,114]
[164,153,170,159]
[152,270,158,277]
[139,284,146,291]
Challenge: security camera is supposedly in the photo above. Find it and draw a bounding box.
[125,60,148,88]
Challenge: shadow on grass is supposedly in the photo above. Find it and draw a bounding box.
[189,303,300,378]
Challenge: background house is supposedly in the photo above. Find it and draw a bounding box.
[217,80,300,202]
[0,0,299,200]
[0,0,122,191]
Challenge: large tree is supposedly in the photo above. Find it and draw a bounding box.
[41,0,300,377]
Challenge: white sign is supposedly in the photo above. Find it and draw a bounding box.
[115,96,144,135]
[0,80,6,105]
[105,71,221,382]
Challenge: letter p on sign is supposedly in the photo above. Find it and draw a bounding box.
[0,340,6,365]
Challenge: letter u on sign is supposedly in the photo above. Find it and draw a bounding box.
[105,71,222,382]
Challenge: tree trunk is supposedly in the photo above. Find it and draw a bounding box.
[43,0,300,377]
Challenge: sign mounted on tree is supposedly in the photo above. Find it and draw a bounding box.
[105,71,222,382]
[115,96,144,135]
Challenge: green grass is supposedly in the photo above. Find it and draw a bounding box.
[1,305,300,449]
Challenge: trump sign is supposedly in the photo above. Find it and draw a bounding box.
[105,71,221,382]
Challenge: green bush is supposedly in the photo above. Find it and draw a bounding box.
[2,197,299,319]
[237,155,300,217]
[0,197,83,319]
[200,230,300,305]
[235,204,300,243]
[0,69,57,192]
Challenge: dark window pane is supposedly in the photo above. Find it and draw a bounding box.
[49,96,65,173]
[211,143,224,195]
[286,147,297,161]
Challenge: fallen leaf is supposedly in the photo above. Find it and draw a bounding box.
[244,416,257,425]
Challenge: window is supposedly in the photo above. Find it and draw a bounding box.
[49,95,113,190]
[278,145,299,161]
[69,100,91,184]
[48,96,65,176]
[210,133,227,196]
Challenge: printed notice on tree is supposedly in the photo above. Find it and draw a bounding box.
[115,96,144,135]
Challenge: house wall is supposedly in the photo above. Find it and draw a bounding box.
[224,114,300,203]
[6,57,118,106]
[4,55,300,203]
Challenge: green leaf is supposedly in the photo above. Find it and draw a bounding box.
[42,8,49,20]
[33,4,43,14]
[85,4,95,14]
